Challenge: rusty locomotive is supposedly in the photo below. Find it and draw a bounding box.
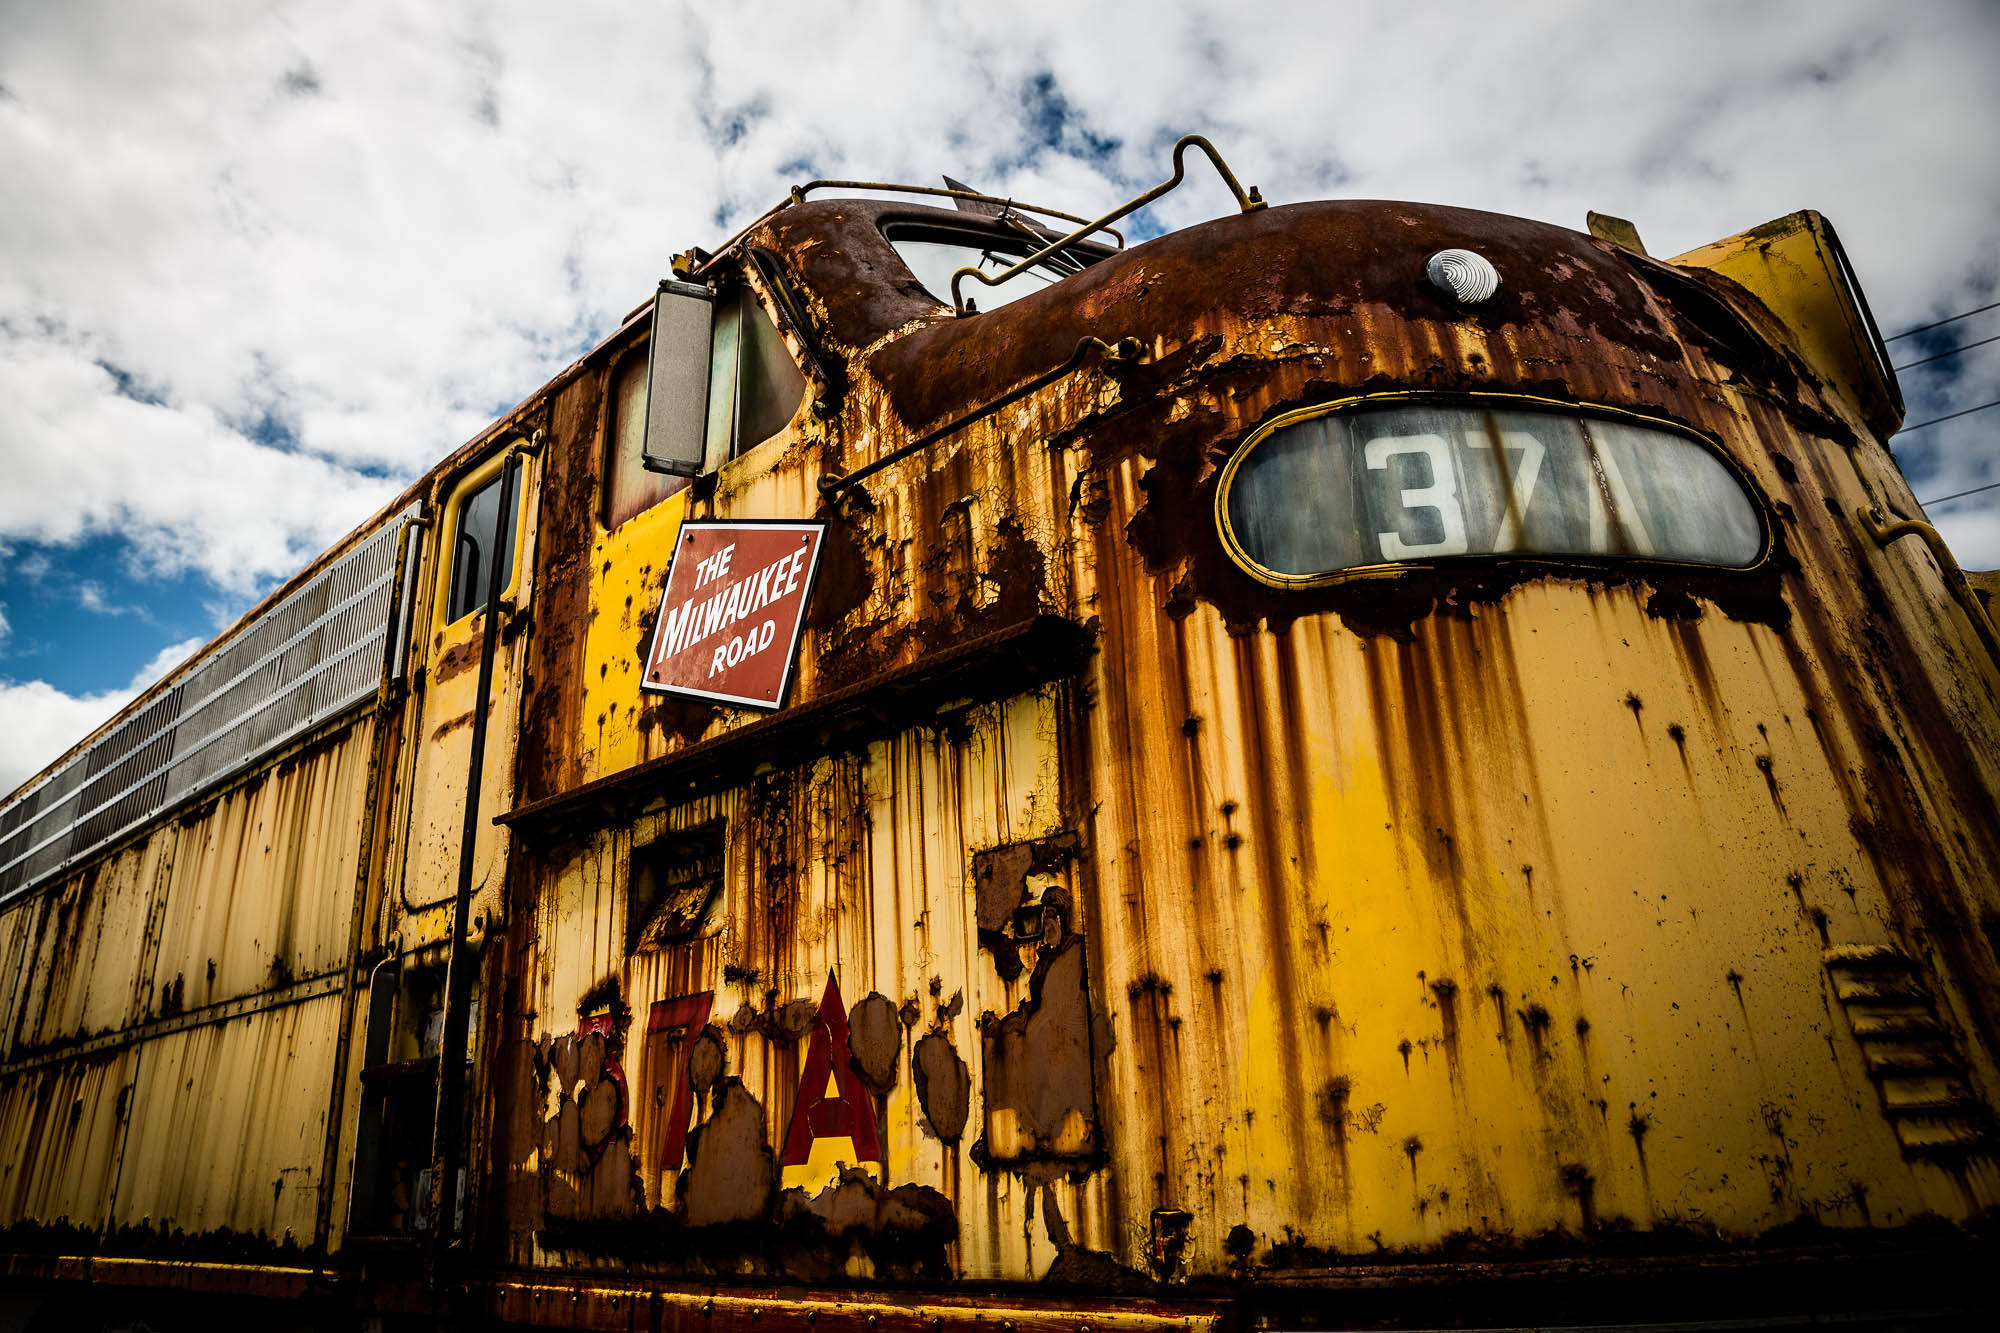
[1,138,1996,1329]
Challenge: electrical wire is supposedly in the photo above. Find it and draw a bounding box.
[1893,332,2000,372]
[1886,300,2000,342]
[1897,399,2000,433]
[1919,479,2000,507]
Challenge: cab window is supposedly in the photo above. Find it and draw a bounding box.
[884,222,1102,311]
[704,285,807,466]
[608,287,806,528]
[1221,401,1764,584]
[604,341,686,529]
[446,460,521,622]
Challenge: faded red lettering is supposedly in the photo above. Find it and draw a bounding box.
[779,973,882,1166]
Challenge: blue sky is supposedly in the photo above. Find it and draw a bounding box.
[2,0,1997,792]
[0,537,223,694]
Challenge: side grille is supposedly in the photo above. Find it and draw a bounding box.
[1823,944,1990,1155]
[0,507,417,902]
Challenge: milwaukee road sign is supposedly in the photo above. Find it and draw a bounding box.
[642,521,825,710]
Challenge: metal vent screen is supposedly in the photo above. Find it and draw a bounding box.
[0,507,418,903]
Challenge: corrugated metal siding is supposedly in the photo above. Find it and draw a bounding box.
[109,993,340,1239]
[0,720,372,1242]
[503,691,1106,1280]
[150,731,370,1006]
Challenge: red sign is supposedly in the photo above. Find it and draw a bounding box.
[642,521,824,711]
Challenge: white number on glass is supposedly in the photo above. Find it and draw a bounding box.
[1583,430,1656,556]
[1487,429,1546,551]
[1364,434,1469,560]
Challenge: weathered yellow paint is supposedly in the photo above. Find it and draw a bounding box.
[399,451,539,945]
[0,721,374,1243]
[1672,210,1903,439]
[577,488,690,780]
[496,196,1999,1296]
[109,993,341,1238]
[2,187,1995,1327]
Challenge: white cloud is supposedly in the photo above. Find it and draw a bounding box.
[0,0,1993,676]
[0,604,9,648]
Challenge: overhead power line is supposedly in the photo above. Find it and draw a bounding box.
[1919,479,2000,507]
[1886,300,2000,342]
[1892,332,2000,372]
[1897,399,2000,433]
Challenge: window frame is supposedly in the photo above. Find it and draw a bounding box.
[700,280,810,474]
[1214,391,1773,590]
[599,327,691,533]
[435,450,532,632]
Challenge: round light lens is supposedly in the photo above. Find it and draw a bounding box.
[1426,249,1500,304]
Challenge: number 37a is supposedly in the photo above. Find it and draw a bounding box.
[1362,432,1544,561]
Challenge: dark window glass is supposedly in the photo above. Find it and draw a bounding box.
[605,341,687,529]
[447,461,521,622]
[704,287,807,465]
[1223,403,1764,581]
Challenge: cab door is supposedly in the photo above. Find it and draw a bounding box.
[399,448,536,945]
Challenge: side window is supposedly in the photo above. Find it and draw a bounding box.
[704,287,807,468]
[623,284,808,514]
[445,459,522,623]
[604,341,687,529]
[884,222,1103,311]
[627,820,726,952]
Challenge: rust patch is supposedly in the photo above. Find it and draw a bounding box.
[846,992,901,1097]
[775,1166,957,1280]
[1039,1183,1155,1293]
[969,831,1078,982]
[536,1027,640,1222]
[911,1030,971,1142]
[434,635,483,684]
[975,931,1101,1167]
[681,1079,776,1227]
[429,707,477,743]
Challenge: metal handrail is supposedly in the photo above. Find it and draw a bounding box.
[947,135,1265,315]
[817,336,1142,499]
[1858,505,2000,666]
[682,181,1126,283]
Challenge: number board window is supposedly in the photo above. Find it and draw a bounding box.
[1221,402,1764,583]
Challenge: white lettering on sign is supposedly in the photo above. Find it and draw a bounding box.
[694,543,736,589]
[657,546,808,660]
[710,618,779,678]
[642,522,825,712]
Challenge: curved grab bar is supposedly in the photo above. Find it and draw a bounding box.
[681,182,1126,284]
[1857,504,2000,666]
[947,135,1265,315]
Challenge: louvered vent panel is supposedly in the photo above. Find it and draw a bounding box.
[0,508,416,903]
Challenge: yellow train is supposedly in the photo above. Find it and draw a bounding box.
[2,139,1996,1330]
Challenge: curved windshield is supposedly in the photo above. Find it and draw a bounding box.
[886,224,1098,311]
[1222,402,1764,581]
